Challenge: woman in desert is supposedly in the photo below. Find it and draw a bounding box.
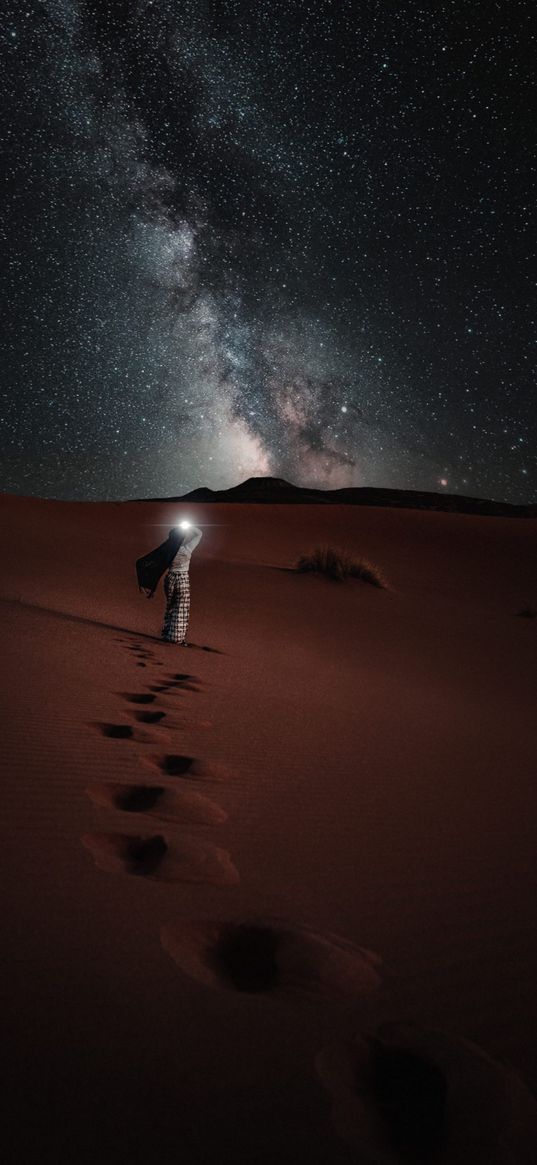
[136,521,203,646]
[161,521,203,646]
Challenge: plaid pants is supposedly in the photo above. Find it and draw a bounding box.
[161,571,190,643]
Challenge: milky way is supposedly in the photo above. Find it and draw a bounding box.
[1,0,535,501]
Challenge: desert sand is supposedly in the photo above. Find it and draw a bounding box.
[1,492,537,1163]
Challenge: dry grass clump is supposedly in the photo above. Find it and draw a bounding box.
[296,546,387,588]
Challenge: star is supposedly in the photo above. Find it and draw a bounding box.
[0,0,534,504]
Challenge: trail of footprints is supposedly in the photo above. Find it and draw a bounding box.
[80,634,536,1160]
[81,633,382,1000]
[82,636,237,886]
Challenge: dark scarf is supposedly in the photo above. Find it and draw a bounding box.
[136,530,183,598]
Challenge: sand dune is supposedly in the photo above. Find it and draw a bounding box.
[1,491,537,1162]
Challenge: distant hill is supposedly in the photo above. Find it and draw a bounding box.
[136,476,537,518]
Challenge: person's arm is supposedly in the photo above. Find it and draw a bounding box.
[185,526,202,552]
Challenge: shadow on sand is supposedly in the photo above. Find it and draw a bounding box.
[0,596,224,651]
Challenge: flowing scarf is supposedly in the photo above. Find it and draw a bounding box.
[136,530,183,599]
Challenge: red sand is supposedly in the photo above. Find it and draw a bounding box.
[1,493,537,1163]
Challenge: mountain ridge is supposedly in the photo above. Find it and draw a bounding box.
[135,476,537,518]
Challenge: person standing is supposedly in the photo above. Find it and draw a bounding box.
[161,523,203,646]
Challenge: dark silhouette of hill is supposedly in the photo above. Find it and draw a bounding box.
[136,477,537,518]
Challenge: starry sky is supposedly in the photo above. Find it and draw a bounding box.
[1,0,536,502]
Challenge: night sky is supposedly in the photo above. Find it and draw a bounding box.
[2,1,535,502]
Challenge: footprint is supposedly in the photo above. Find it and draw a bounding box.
[106,784,167,812]
[140,704,213,729]
[150,753,196,776]
[148,681,185,691]
[122,693,157,705]
[93,722,160,744]
[147,680,200,694]
[82,831,167,875]
[160,919,381,999]
[137,663,147,668]
[97,723,134,740]
[145,753,229,781]
[86,781,228,824]
[316,1023,537,1162]
[133,710,166,724]
[81,831,238,884]
[164,674,201,691]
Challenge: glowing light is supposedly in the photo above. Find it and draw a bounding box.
[178,520,192,530]
[439,478,448,487]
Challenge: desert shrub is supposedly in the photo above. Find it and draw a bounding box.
[296,546,387,588]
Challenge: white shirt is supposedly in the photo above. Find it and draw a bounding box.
[169,527,202,573]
